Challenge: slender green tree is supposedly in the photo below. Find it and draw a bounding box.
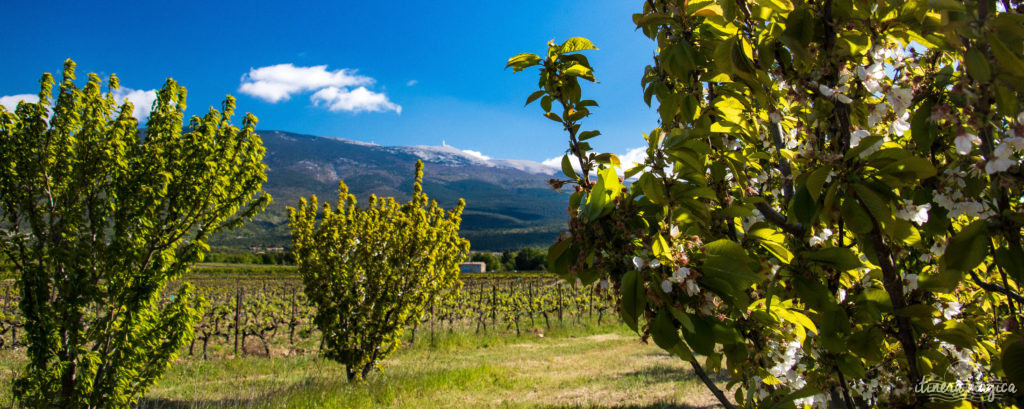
[0,60,270,408]
[289,160,469,381]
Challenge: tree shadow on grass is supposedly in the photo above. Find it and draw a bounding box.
[618,363,692,384]
[135,397,252,409]
[545,403,723,409]
[617,360,729,384]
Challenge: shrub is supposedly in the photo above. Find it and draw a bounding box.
[289,160,469,381]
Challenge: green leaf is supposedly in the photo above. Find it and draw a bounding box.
[701,240,758,304]
[852,183,891,224]
[989,34,1024,77]
[1003,342,1024,391]
[652,308,694,360]
[837,354,866,378]
[910,100,938,152]
[506,53,542,72]
[919,268,964,293]
[579,130,601,141]
[847,326,886,362]
[681,314,715,355]
[558,37,598,54]
[691,3,723,17]
[620,270,644,332]
[819,306,850,353]
[560,154,579,181]
[564,64,595,81]
[846,134,884,160]
[594,153,621,167]
[928,0,966,11]
[994,84,1020,118]
[940,220,990,272]
[792,278,832,310]
[965,47,992,83]
[540,95,552,112]
[547,239,573,277]
[669,307,696,333]
[878,156,937,183]
[884,217,921,247]
[761,0,794,13]
[719,205,754,218]
[776,308,818,335]
[652,234,671,261]
[717,0,737,21]
[805,166,831,201]
[841,197,873,235]
[789,183,817,225]
[524,90,545,106]
[935,321,978,349]
[639,173,668,205]
[582,166,622,221]
[994,245,1024,284]
[837,32,871,55]
[804,247,863,271]
[748,225,793,264]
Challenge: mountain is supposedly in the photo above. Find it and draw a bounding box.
[208,130,571,251]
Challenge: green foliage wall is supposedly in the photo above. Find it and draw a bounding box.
[0,60,269,408]
[513,1,1024,407]
[288,160,469,381]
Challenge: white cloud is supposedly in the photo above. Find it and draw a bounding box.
[619,147,648,169]
[543,146,648,179]
[3,89,155,122]
[541,155,567,169]
[0,94,39,111]
[406,80,418,86]
[112,88,157,122]
[461,149,490,161]
[239,63,373,103]
[311,86,401,114]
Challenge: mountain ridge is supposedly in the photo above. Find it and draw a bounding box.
[209,130,570,251]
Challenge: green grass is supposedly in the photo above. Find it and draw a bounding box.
[1,320,722,408]
[139,321,719,408]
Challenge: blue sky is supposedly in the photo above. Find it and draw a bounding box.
[0,1,658,164]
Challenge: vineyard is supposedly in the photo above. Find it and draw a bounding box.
[0,272,619,360]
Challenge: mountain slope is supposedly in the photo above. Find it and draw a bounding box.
[209,130,570,251]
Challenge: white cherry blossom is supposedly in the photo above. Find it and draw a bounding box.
[808,229,833,246]
[670,267,690,283]
[857,63,885,93]
[954,132,980,155]
[895,202,930,225]
[887,87,913,113]
[890,112,911,136]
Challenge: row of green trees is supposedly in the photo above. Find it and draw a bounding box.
[511,0,1024,407]
[469,247,546,272]
[205,249,295,265]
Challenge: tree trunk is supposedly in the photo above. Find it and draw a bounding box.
[234,287,243,357]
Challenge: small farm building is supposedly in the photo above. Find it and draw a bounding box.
[459,262,486,273]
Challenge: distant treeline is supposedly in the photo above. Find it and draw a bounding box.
[469,248,546,272]
[205,247,295,265]
[201,246,548,272]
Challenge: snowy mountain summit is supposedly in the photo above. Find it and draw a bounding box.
[391,143,558,176]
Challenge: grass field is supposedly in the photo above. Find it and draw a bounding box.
[1,321,722,408]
